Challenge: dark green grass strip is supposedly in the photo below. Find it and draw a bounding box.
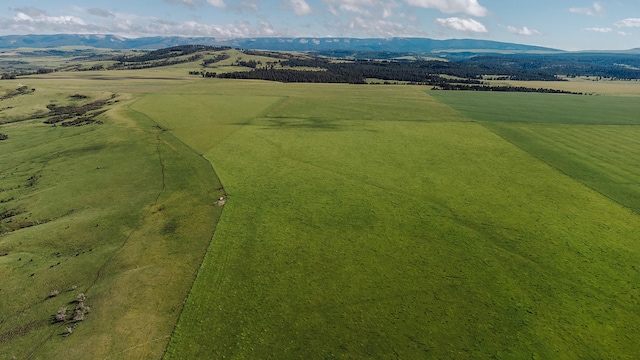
[429,90,640,215]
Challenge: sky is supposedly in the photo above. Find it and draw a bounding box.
[1,1,640,51]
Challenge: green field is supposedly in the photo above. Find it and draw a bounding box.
[132,81,640,358]
[3,68,640,359]
[430,91,640,214]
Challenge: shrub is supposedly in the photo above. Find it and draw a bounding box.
[54,308,67,322]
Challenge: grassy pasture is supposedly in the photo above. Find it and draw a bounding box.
[131,81,640,358]
[430,90,640,214]
[0,79,224,358]
[3,64,640,359]
[484,78,640,96]
[131,91,284,154]
[485,124,640,215]
[427,91,640,125]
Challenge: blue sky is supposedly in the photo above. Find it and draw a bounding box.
[1,1,640,50]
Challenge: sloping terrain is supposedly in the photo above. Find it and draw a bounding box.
[0,79,225,359]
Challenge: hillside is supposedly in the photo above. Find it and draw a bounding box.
[3,45,640,87]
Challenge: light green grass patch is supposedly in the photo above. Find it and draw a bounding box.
[1,81,224,358]
[131,92,284,154]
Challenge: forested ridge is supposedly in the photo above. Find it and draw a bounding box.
[213,55,583,94]
[3,44,639,94]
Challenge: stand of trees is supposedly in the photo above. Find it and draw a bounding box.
[218,68,365,83]
[113,45,229,63]
[433,84,582,94]
[213,55,588,93]
[109,54,203,70]
[202,54,230,66]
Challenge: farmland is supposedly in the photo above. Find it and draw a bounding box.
[1,56,640,359]
[135,80,640,358]
[429,91,640,214]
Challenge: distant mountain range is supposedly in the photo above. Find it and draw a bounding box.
[0,34,564,55]
[1,34,638,58]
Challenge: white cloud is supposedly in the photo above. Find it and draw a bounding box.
[407,0,489,17]
[9,7,47,17]
[345,16,422,36]
[585,27,612,33]
[507,25,540,36]
[286,0,313,15]
[323,0,374,16]
[436,17,487,32]
[12,12,87,26]
[570,2,604,16]
[259,21,277,36]
[320,12,423,37]
[165,0,203,9]
[88,8,116,18]
[322,0,400,19]
[615,18,640,28]
[593,2,603,13]
[0,9,284,39]
[241,1,260,11]
[207,0,228,8]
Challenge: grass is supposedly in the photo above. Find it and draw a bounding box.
[0,79,225,359]
[426,91,640,125]
[4,65,640,359]
[131,90,284,154]
[143,81,640,359]
[485,124,640,214]
[430,90,640,215]
[484,78,640,96]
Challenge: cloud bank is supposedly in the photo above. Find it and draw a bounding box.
[287,0,313,16]
[615,18,640,28]
[570,2,604,16]
[436,17,487,32]
[408,0,488,17]
[507,26,541,36]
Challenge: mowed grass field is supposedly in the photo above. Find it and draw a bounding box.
[130,80,640,358]
[0,78,225,359]
[429,91,640,214]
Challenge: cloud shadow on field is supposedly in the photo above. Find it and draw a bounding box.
[257,116,354,131]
